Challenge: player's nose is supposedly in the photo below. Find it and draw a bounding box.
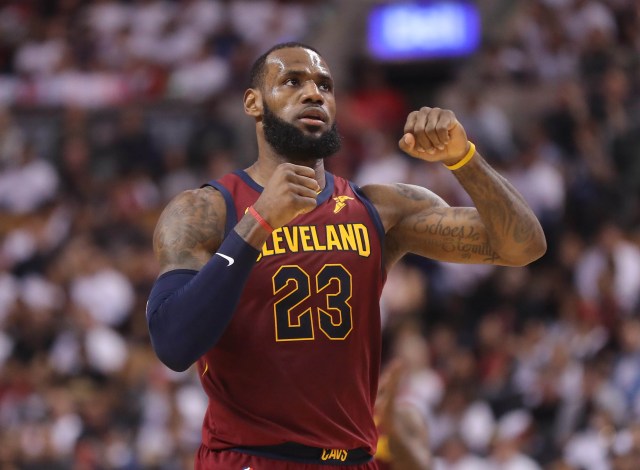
[301,81,323,104]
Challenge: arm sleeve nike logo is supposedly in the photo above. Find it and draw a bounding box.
[215,252,235,266]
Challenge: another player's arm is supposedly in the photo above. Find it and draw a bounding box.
[376,361,432,470]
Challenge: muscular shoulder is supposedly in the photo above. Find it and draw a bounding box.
[153,186,226,273]
[360,183,448,232]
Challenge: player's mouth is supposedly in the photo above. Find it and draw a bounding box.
[297,107,328,127]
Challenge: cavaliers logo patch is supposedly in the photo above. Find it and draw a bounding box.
[333,195,354,214]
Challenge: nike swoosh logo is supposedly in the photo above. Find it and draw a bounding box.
[215,252,235,266]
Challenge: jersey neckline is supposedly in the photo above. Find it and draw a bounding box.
[234,169,335,206]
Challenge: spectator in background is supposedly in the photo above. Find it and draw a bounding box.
[574,221,640,316]
[13,17,66,78]
[434,434,490,470]
[167,43,230,103]
[488,410,542,470]
[612,317,640,416]
[0,106,25,169]
[454,90,515,163]
[338,59,409,178]
[0,144,58,214]
[86,0,131,40]
[112,105,160,177]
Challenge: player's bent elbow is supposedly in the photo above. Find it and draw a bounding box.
[504,236,547,266]
[151,339,194,372]
[531,236,548,261]
[524,234,547,264]
[162,358,193,373]
[148,321,196,372]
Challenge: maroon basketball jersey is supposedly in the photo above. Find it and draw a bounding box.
[197,170,386,454]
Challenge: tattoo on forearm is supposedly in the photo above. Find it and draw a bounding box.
[412,211,480,241]
[453,158,540,248]
[388,161,543,264]
[411,210,501,263]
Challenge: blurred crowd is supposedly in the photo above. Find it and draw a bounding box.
[0,0,639,469]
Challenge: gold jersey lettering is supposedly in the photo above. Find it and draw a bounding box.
[283,226,299,252]
[257,224,371,260]
[325,225,342,251]
[339,224,357,251]
[261,241,274,257]
[299,226,313,251]
[354,223,370,257]
[310,226,327,251]
[272,228,286,254]
[321,449,348,462]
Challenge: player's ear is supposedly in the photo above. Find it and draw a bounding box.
[244,88,263,118]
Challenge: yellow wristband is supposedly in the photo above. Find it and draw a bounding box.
[444,141,476,171]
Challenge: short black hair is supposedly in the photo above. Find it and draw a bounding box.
[248,42,321,89]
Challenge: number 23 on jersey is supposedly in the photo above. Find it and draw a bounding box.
[273,264,353,341]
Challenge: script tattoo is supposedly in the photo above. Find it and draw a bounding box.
[413,209,501,262]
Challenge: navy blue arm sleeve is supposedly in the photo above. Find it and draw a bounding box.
[146,229,260,372]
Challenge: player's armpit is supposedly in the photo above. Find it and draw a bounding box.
[153,186,226,274]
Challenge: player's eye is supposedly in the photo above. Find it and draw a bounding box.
[284,78,299,86]
[319,82,332,92]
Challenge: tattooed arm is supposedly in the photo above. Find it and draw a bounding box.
[148,187,265,371]
[154,162,321,273]
[147,164,322,370]
[153,187,226,274]
[363,167,544,268]
[362,107,546,269]
[446,152,546,264]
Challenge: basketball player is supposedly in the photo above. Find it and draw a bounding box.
[146,42,546,469]
[375,360,432,469]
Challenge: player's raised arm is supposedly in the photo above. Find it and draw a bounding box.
[364,107,546,268]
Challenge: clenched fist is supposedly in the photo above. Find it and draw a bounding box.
[253,163,320,229]
[398,107,470,167]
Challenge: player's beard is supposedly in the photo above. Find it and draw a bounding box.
[262,102,342,163]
